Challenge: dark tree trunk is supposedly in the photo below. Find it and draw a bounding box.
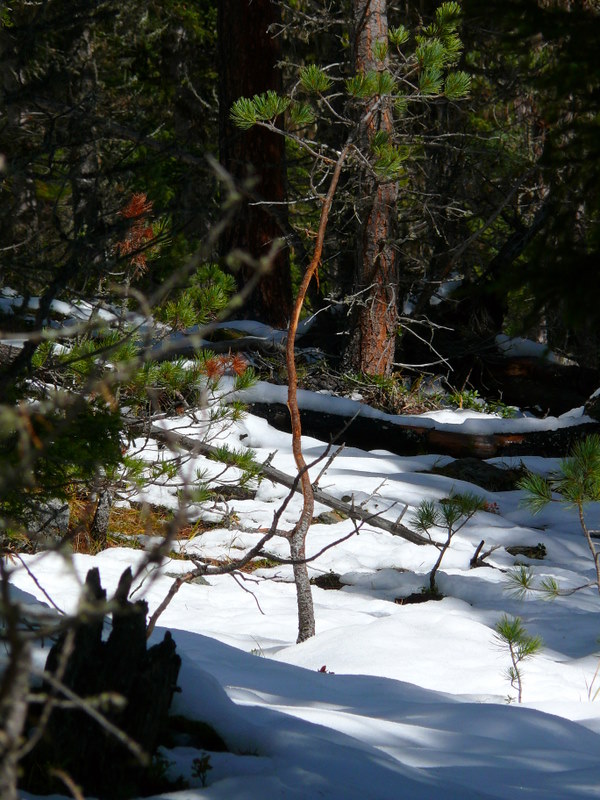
[68,27,101,260]
[21,568,181,800]
[346,0,399,375]
[218,0,292,327]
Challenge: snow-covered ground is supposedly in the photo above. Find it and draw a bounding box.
[11,390,600,799]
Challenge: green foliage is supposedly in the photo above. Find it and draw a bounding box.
[427,1,463,35]
[519,434,600,512]
[119,455,150,489]
[158,263,236,330]
[412,492,487,592]
[419,67,444,96]
[414,492,487,533]
[518,435,600,595]
[507,564,566,602]
[444,70,472,100]
[188,264,237,324]
[518,472,554,515]
[125,358,204,412]
[417,2,464,70]
[394,94,409,117]
[494,614,543,702]
[289,102,316,128]
[555,436,600,506]
[372,40,389,62]
[375,70,397,96]
[0,400,122,539]
[208,445,261,486]
[345,69,398,99]
[31,339,56,369]
[539,576,561,598]
[299,65,333,94]
[372,141,407,180]
[505,564,536,600]
[345,73,374,99]
[229,97,260,130]
[0,6,13,28]
[161,293,199,332]
[183,484,214,505]
[416,38,447,71]
[232,366,257,392]
[389,25,410,48]
[230,91,291,130]
[446,387,516,417]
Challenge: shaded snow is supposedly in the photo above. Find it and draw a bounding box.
[12,394,600,800]
[226,378,594,435]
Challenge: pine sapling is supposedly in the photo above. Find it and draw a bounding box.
[494,615,543,703]
[518,434,600,595]
[412,492,487,594]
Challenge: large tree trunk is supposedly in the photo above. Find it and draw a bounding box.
[218,0,292,327]
[346,0,399,375]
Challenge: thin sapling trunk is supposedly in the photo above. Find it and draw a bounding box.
[286,145,351,642]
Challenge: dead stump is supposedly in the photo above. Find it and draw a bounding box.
[21,567,181,799]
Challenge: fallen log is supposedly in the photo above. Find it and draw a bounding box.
[245,402,600,459]
[145,423,430,546]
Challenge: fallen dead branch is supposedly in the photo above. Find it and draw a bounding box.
[144,422,429,546]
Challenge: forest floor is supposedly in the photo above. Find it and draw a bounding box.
[12,341,600,800]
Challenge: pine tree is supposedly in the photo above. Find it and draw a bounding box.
[230,1,471,375]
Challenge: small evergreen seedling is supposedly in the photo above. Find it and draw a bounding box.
[192,753,212,787]
[412,492,487,594]
[518,435,600,594]
[494,615,543,703]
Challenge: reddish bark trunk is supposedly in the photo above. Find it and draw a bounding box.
[349,0,399,375]
[286,145,351,642]
[218,0,292,327]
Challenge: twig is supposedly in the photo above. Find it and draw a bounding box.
[312,443,346,489]
[13,554,66,615]
[262,524,360,565]
[230,572,265,615]
[146,570,196,640]
[49,769,85,800]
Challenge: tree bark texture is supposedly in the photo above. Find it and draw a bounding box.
[285,146,351,641]
[349,0,399,376]
[0,641,31,800]
[218,0,292,327]
[21,568,181,799]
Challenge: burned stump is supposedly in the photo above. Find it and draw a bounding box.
[22,567,181,799]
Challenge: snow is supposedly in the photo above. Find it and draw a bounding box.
[226,377,595,434]
[11,390,600,800]
[495,333,577,365]
[0,288,148,333]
